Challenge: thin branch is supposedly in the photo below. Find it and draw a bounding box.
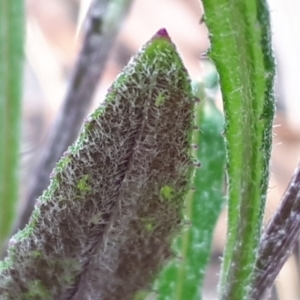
[251,163,300,299]
[13,0,133,234]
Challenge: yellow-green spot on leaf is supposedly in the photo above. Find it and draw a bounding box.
[141,217,155,232]
[133,290,150,300]
[160,185,175,201]
[23,280,51,300]
[155,92,166,107]
[77,174,91,193]
[31,250,42,258]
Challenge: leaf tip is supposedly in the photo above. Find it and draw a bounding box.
[155,28,170,40]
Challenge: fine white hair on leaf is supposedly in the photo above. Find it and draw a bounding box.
[0,28,194,300]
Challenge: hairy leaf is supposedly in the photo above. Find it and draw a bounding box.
[154,94,226,300]
[0,29,194,300]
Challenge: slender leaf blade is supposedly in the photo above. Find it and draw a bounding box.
[0,0,24,252]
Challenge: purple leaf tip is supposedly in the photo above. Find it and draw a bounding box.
[156,28,170,39]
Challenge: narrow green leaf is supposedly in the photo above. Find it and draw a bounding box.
[0,29,194,299]
[201,0,275,299]
[0,0,24,251]
[154,86,226,300]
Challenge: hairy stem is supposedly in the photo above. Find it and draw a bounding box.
[201,0,275,299]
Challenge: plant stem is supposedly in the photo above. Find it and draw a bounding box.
[251,163,300,299]
[201,0,275,299]
[0,0,24,252]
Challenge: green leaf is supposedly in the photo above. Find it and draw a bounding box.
[0,0,24,252]
[0,29,195,299]
[154,86,226,300]
[201,0,275,299]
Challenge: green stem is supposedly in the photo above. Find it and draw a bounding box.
[201,0,275,299]
[0,0,24,252]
